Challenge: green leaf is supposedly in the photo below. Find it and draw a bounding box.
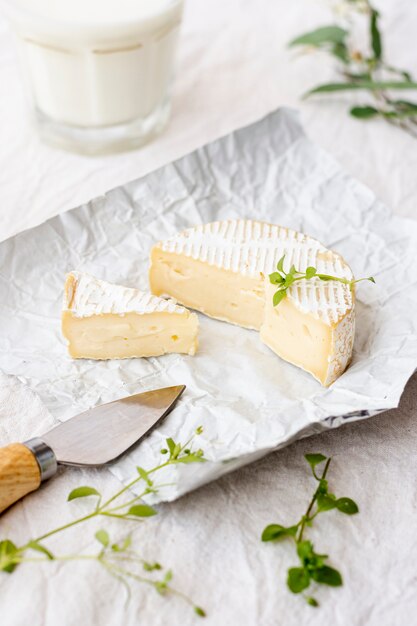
[370,9,382,61]
[336,497,359,515]
[287,567,310,593]
[155,570,173,594]
[175,454,206,464]
[346,72,372,81]
[316,274,335,281]
[289,25,347,48]
[350,105,380,119]
[383,109,417,119]
[155,581,168,595]
[273,290,287,307]
[284,274,295,288]
[166,438,176,456]
[311,565,343,587]
[261,524,298,542]
[392,99,417,113]
[307,596,319,607]
[305,266,317,279]
[305,453,327,471]
[127,504,157,518]
[194,606,207,617]
[269,272,285,285]
[0,540,19,573]
[172,443,182,458]
[331,42,349,64]
[67,486,100,501]
[306,81,417,97]
[317,494,337,512]
[143,561,162,571]
[95,529,110,547]
[318,479,329,494]
[296,540,314,561]
[27,541,54,560]
[276,255,286,272]
[388,68,413,82]
[120,535,132,551]
[137,466,153,486]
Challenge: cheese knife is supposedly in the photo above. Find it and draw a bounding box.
[0,385,185,514]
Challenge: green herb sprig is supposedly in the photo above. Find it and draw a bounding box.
[290,0,417,137]
[269,255,375,306]
[0,429,207,618]
[261,453,359,607]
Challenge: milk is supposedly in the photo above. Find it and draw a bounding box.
[2,0,184,152]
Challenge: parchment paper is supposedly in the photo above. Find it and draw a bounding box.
[0,108,416,502]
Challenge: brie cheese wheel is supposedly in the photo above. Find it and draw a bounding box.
[149,220,355,386]
[62,272,199,359]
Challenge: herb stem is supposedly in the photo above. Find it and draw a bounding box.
[262,452,358,606]
[270,256,375,308]
[291,1,417,138]
[17,461,174,551]
[102,561,159,587]
[16,554,99,565]
[107,561,199,611]
[1,431,206,618]
[106,491,149,513]
[22,511,99,547]
[297,458,331,543]
[107,482,175,514]
[101,460,171,510]
[16,456,184,552]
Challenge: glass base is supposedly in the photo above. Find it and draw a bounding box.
[34,99,171,156]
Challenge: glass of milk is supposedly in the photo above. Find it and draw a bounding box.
[2,0,184,154]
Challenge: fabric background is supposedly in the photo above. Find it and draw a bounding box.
[0,1,416,625]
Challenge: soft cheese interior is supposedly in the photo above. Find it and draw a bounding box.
[149,220,355,386]
[149,250,265,330]
[62,272,198,360]
[260,282,355,385]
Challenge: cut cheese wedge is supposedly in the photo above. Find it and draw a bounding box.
[62,272,198,359]
[149,220,355,386]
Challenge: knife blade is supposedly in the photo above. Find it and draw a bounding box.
[0,385,185,514]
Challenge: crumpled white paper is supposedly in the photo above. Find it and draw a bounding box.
[0,108,416,502]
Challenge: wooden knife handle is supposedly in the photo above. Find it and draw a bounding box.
[0,443,41,513]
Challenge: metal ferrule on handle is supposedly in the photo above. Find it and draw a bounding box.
[23,438,57,481]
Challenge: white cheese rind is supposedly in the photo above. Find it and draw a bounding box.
[64,271,188,317]
[327,307,356,385]
[153,220,353,325]
[149,220,355,385]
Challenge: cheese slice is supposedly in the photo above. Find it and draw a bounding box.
[149,220,355,386]
[62,272,198,359]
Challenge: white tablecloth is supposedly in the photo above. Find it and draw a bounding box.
[0,1,416,625]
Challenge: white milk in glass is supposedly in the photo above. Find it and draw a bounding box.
[2,0,184,153]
